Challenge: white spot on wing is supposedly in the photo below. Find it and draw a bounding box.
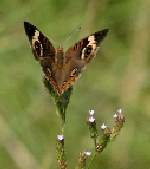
[81,48,86,60]
[88,35,96,50]
[88,36,95,43]
[40,44,43,56]
[80,35,97,60]
[31,30,43,56]
[32,30,39,47]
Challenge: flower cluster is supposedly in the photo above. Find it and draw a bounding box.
[56,108,125,169]
[87,108,125,154]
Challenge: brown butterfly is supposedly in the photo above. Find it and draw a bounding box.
[24,22,108,95]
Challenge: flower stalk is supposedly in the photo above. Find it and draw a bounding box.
[110,109,125,140]
[87,111,97,139]
[56,135,68,169]
[76,151,91,169]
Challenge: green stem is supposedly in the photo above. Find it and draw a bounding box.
[87,152,96,169]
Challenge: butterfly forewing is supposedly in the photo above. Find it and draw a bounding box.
[62,29,109,92]
[24,22,58,89]
[65,29,108,64]
[24,22,56,63]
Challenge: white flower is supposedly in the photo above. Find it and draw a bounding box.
[101,123,107,129]
[57,135,64,141]
[88,115,95,123]
[89,109,95,116]
[117,108,122,114]
[113,113,117,118]
[84,151,91,156]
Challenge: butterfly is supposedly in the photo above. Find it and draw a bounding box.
[24,22,108,95]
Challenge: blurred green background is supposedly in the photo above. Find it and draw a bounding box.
[0,0,150,169]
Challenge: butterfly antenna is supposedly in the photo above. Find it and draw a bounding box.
[62,24,82,45]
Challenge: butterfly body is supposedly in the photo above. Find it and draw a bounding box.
[24,22,108,95]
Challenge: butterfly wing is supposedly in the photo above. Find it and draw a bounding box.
[24,22,56,73]
[24,23,108,95]
[62,29,109,91]
[24,22,60,91]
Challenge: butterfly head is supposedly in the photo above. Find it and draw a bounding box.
[56,47,64,56]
